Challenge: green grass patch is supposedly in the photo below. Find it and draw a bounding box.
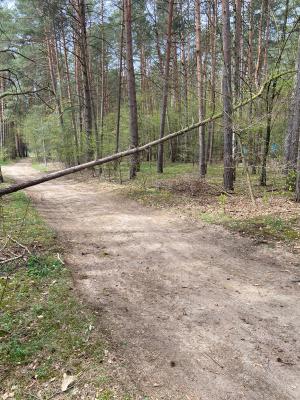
[0,159,13,167]
[0,191,56,249]
[126,186,177,208]
[200,212,300,242]
[31,162,49,172]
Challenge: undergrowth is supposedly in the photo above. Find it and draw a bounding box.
[122,162,300,245]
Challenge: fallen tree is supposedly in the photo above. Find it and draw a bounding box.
[0,70,295,197]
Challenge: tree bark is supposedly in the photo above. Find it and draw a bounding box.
[195,0,206,177]
[222,0,234,191]
[296,133,300,202]
[62,25,79,164]
[207,0,217,164]
[75,0,94,161]
[124,0,139,179]
[157,0,174,173]
[285,34,300,172]
[115,1,124,154]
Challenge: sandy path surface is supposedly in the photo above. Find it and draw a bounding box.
[3,161,300,400]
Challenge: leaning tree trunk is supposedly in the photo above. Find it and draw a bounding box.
[124,0,139,179]
[157,0,174,173]
[222,0,234,191]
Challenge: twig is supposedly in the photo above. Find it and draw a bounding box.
[57,253,65,265]
[0,250,26,265]
[0,238,9,253]
[202,351,224,369]
[8,235,31,254]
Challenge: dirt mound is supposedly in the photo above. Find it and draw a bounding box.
[155,176,222,197]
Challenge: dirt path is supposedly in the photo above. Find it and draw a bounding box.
[3,161,300,400]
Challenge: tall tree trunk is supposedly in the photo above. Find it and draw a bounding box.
[255,0,268,87]
[74,32,83,141]
[115,2,124,154]
[62,25,79,164]
[234,0,242,100]
[46,32,64,130]
[296,133,300,202]
[207,0,217,164]
[195,0,206,177]
[222,0,234,191]
[124,0,139,179]
[98,0,105,160]
[260,76,277,186]
[157,0,174,173]
[285,34,300,173]
[170,39,180,162]
[76,0,94,161]
[247,0,258,174]
[232,0,242,178]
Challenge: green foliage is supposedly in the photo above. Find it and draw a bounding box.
[201,212,300,242]
[27,255,63,277]
[218,193,228,212]
[96,390,114,400]
[226,215,300,241]
[286,170,297,191]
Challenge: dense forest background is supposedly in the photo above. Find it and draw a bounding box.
[0,0,300,197]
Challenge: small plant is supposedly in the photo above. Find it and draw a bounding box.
[27,255,63,278]
[262,190,270,205]
[286,170,296,192]
[96,389,114,400]
[218,193,228,213]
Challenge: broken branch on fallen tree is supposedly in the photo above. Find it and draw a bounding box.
[0,70,295,197]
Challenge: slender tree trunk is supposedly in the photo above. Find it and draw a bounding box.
[124,0,139,179]
[76,0,94,161]
[62,25,79,164]
[115,3,124,154]
[296,134,300,202]
[46,32,64,130]
[260,81,276,186]
[207,0,217,164]
[171,39,180,162]
[157,0,174,173]
[234,0,242,100]
[222,0,234,191]
[285,34,300,173]
[98,0,105,160]
[195,0,206,177]
[255,0,268,87]
[74,32,83,142]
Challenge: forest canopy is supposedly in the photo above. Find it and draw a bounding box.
[0,0,300,198]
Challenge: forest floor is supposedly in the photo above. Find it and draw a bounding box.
[1,160,300,400]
